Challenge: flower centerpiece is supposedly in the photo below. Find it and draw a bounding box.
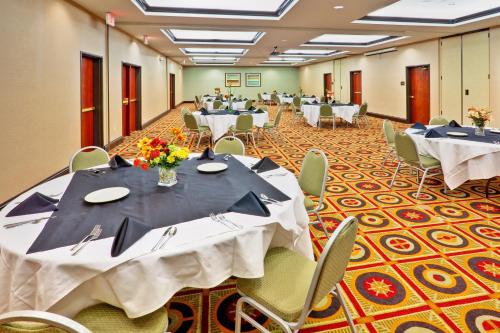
[467,107,492,136]
[134,128,190,186]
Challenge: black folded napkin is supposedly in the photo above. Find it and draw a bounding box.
[304,102,311,105]
[263,92,267,94]
[425,129,443,138]
[207,98,212,102]
[109,155,132,170]
[227,191,270,217]
[243,98,248,101]
[411,122,427,130]
[255,109,265,114]
[248,106,256,111]
[203,94,209,97]
[234,110,241,115]
[312,100,318,104]
[111,217,153,257]
[332,100,336,104]
[251,157,280,173]
[225,106,229,110]
[7,192,59,217]
[200,108,209,115]
[197,147,215,160]
[311,95,316,98]
[449,120,462,128]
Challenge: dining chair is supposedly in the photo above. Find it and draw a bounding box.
[429,116,449,126]
[214,136,245,155]
[390,132,446,199]
[257,93,264,104]
[291,102,304,121]
[0,304,168,333]
[69,147,110,173]
[352,103,368,128]
[230,114,255,146]
[256,105,268,112]
[318,104,335,130]
[320,96,326,103]
[270,93,279,106]
[244,100,253,110]
[235,216,358,333]
[292,96,301,109]
[382,120,396,167]
[212,100,223,110]
[194,95,201,109]
[298,149,329,238]
[183,113,212,148]
[258,106,283,140]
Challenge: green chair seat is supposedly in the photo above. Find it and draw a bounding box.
[237,247,317,322]
[198,125,210,131]
[74,304,168,333]
[263,121,275,129]
[304,196,315,210]
[0,322,65,333]
[418,155,441,168]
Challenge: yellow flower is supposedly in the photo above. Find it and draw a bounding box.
[154,157,161,164]
[167,155,175,163]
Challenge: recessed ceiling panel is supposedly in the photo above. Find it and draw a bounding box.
[132,0,299,20]
[282,49,347,57]
[181,48,248,56]
[302,34,406,47]
[355,0,500,26]
[162,29,265,45]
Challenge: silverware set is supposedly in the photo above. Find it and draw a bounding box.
[210,213,242,230]
[151,226,177,252]
[71,224,102,256]
[88,169,106,174]
[3,216,57,229]
[260,193,283,206]
[264,172,287,179]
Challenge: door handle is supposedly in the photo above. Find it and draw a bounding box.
[81,107,95,113]
[122,98,129,105]
[129,99,137,103]
[354,92,361,94]
[409,96,415,99]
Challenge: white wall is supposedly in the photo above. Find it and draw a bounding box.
[167,59,184,106]
[299,61,333,97]
[491,26,500,127]
[0,0,176,202]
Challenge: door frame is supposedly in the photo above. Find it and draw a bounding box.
[406,64,430,123]
[169,73,176,110]
[323,73,332,100]
[80,52,104,147]
[349,70,362,104]
[121,62,142,131]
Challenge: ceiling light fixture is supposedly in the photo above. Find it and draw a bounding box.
[334,5,344,10]
[162,29,265,45]
[364,47,397,56]
[302,34,407,47]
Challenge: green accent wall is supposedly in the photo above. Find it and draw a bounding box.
[183,66,300,101]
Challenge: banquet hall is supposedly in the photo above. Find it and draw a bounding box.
[1,0,499,332]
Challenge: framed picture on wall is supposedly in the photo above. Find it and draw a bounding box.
[245,73,261,87]
[225,73,241,87]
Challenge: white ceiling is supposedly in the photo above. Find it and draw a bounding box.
[71,0,500,66]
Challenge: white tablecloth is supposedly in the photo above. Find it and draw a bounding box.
[0,156,312,318]
[261,93,272,101]
[203,100,247,110]
[193,111,269,141]
[302,104,360,127]
[201,96,217,103]
[280,96,320,104]
[406,127,500,189]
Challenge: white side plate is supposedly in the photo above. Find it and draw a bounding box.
[197,163,228,174]
[84,187,130,204]
[490,129,500,134]
[446,131,468,137]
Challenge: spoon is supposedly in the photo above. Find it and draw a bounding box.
[159,226,177,249]
[260,194,283,206]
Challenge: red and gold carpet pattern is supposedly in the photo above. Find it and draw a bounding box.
[110,104,499,333]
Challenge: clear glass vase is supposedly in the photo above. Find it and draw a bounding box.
[158,167,177,187]
[475,126,486,136]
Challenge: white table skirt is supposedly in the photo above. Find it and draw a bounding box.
[261,94,272,101]
[406,127,500,189]
[193,111,269,141]
[302,104,360,127]
[279,96,319,104]
[203,101,247,110]
[0,156,313,318]
[201,96,217,103]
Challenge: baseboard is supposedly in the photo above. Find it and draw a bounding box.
[104,136,124,151]
[142,109,170,129]
[183,100,194,103]
[368,112,408,123]
[0,167,69,209]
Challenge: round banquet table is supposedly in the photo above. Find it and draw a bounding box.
[0,155,312,318]
[406,126,500,189]
[279,96,319,104]
[201,95,217,103]
[301,104,360,127]
[193,110,269,141]
[261,93,272,101]
[203,100,247,110]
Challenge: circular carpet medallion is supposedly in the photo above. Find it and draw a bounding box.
[337,197,367,209]
[467,257,500,283]
[380,234,421,255]
[433,205,469,219]
[396,209,431,223]
[355,272,406,305]
[395,321,446,333]
[413,263,466,294]
[350,241,371,262]
[470,224,500,241]
[356,212,390,228]
[426,229,469,248]
[465,309,500,333]
[373,193,402,205]
[470,202,500,215]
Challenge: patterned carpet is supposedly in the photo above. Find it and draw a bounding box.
[110,104,499,333]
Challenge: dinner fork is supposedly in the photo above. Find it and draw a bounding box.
[216,214,242,230]
[3,216,57,229]
[71,225,102,255]
[210,213,234,230]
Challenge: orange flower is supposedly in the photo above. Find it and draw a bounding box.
[171,128,182,135]
[141,163,149,171]
[133,159,141,167]
[176,134,186,142]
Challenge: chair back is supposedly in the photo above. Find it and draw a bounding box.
[359,103,368,116]
[194,95,200,104]
[271,93,279,104]
[70,147,109,173]
[302,217,358,314]
[213,100,223,109]
[429,116,448,126]
[394,132,420,165]
[274,107,283,127]
[320,96,326,103]
[235,114,253,131]
[181,107,190,116]
[293,96,301,107]
[244,100,253,110]
[257,93,263,101]
[0,310,91,333]
[383,120,395,145]
[298,149,327,198]
[214,136,245,155]
[319,104,332,117]
[183,113,199,131]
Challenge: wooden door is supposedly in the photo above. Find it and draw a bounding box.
[350,71,362,105]
[408,65,430,124]
[122,64,130,136]
[81,54,102,147]
[129,66,137,132]
[169,73,176,110]
[323,73,332,100]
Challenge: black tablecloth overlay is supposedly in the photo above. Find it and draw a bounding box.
[27,156,290,254]
[421,126,500,144]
